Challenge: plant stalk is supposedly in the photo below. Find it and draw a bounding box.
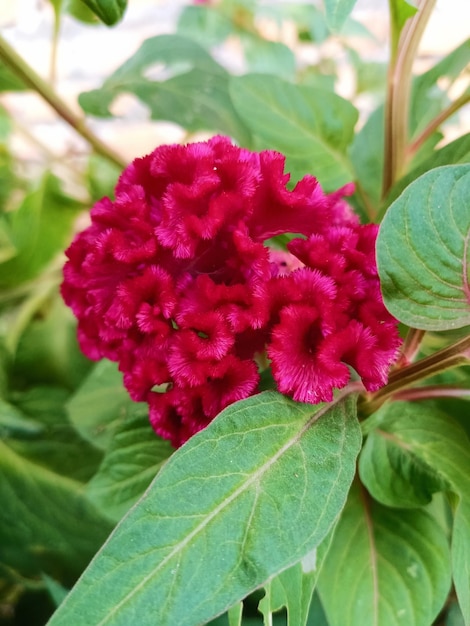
[362,333,470,414]
[382,0,437,197]
[0,34,126,169]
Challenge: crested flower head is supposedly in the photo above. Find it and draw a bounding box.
[62,136,400,447]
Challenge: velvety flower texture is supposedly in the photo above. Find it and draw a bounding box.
[62,136,400,447]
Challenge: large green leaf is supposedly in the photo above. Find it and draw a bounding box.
[47,391,361,626]
[318,482,452,626]
[0,440,112,578]
[229,74,357,191]
[78,34,251,145]
[377,164,470,330]
[0,173,83,289]
[323,0,358,32]
[86,404,173,522]
[359,402,470,623]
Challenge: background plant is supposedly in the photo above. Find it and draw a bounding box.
[0,0,469,625]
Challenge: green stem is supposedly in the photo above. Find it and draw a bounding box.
[362,333,470,414]
[406,89,470,161]
[394,327,426,368]
[0,34,126,170]
[382,0,436,197]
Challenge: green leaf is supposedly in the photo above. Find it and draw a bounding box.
[47,391,361,626]
[12,295,92,389]
[66,359,133,450]
[359,427,447,509]
[323,0,358,32]
[359,402,470,623]
[177,6,234,48]
[0,64,28,92]
[79,34,251,145]
[377,164,470,330]
[0,440,112,577]
[349,104,384,209]
[229,74,357,191]
[242,37,296,80]
[318,483,452,626]
[75,0,126,25]
[86,404,173,522]
[0,173,83,289]
[6,386,102,483]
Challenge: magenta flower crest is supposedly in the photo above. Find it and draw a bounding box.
[62,136,400,447]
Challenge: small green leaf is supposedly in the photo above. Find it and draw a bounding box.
[377,164,470,330]
[86,404,173,522]
[66,360,133,450]
[359,427,448,508]
[75,0,126,25]
[323,0,358,32]
[0,440,112,577]
[259,529,334,626]
[230,74,357,190]
[318,483,452,626]
[47,391,361,626]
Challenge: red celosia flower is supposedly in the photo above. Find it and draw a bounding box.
[62,136,400,447]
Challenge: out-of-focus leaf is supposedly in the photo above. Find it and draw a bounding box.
[86,404,172,522]
[177,5,233,47]
[86,154,120,201]
[242,36,296,79]
[318,483,451,626]
[66,359,133,450]
[79,35,251,145]
[0,65,27,93]
[230,74,357,190]
[12,295,93,390]
[323,0,358,32]
[0,440,112,578]
[0,173,83,289]
[6,386,102,482]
